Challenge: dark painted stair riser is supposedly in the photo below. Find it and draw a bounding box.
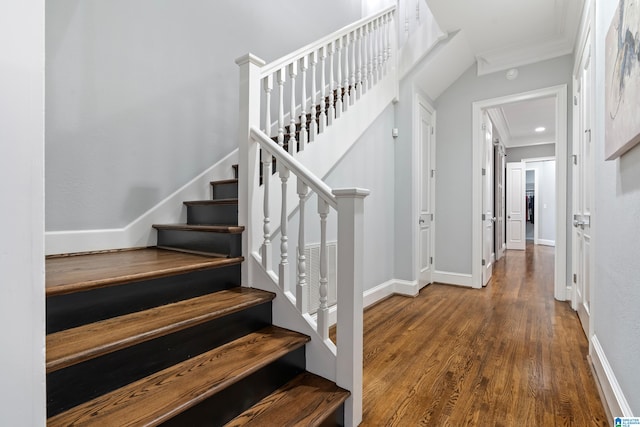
[185,200,238,226]
[211,179,239,200]
[47,262,241,333]
[156,229,241,257]
[47,301,272,417]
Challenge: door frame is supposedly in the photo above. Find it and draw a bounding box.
[413,92,436,288]
[524,156,556,246]
[471,85,568,300]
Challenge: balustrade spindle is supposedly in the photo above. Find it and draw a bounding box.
[317,197,330,340]
[299,56,308,150]
[327,42,335,127]
[309,51,318,142]
[319,46,327,134]
[383,14,390,74]
[288,62,298,155]
[367,22,374,90]
[387,12,393,64]
[279,165,290,291]
[261,149,272,270]
[277,68,286,148]
[296,178,309,314]
[372,20,379,86]
[353,29,360,102]
[263,75,273,137]
[335,38,343,119]
[361,25,369,96]
[377,17,384,82]
[343,33,351,109]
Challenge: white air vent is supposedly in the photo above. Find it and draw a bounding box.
[304,242,337,314]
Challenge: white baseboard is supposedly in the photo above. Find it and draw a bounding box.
[590,334,633,418]
[363,279,419,309]
[536,239,556,247]
[432,270,473,287]
[45,150,239,255]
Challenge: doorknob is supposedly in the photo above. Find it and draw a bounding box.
[419,218,425,224]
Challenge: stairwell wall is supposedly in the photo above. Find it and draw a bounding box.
[433,56,573,275]
[45,0,363,232]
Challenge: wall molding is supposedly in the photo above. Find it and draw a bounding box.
[590,334,633,418]
[46,150,239,255]
[433,271,473,287]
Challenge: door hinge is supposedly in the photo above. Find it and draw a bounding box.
[482,259,486,266]
[482,213,486,221]
[573,273,577,284]
[430,256,433,265]
[431,127,434,135]
[586,129,592,142]
[572,154,578,165]
[431,169,435,178]
[482,168,486,176]
[574,95,578,106]
[430,213,434,221]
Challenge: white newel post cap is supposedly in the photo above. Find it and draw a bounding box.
[235,53,266,67]
[332,188,370,198]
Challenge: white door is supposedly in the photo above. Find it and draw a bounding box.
[573,31,594,337]
[506,162,526,250]
[482,113,494,286]
[418,102,435,286]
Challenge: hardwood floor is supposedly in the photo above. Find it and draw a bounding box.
[360,243,608,426]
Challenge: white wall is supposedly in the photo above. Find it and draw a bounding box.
[0,0,46,424]
[434,56,573,275]
[45,0,363,232]
[527,160,556,243]
[592,0,640,414]
[506,143,556,162]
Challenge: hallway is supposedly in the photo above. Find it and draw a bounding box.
[360,243,608,426]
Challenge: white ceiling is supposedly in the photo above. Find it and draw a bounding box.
[424,0,584,75]
[488,96,556,148]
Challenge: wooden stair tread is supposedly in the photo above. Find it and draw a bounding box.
[46,287,274,373]
[152,223,244,233]
[155,246,230,258]
[46,248,243,297]
[47,326,310,427]
[211,178,238,185]
[225,372,350,427]
[184,198,237,206]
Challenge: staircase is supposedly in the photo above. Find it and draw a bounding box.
[45,168,348,426]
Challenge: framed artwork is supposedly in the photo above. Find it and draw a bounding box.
[605,0,640,160]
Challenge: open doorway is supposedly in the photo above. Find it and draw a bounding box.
[471,85,568,301]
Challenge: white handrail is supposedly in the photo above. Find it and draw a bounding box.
[250,126,337,209]
[260,5,396,78]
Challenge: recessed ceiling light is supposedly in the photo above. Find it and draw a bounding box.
[535,127,546,132]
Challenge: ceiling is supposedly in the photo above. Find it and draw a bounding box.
[424,0,585,75]
[488,96,556,148]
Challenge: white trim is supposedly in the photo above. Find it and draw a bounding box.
[432,271,473,287]
[590,334,633,418]
[362,279,420,310]
[394,279,420,296]
[45,149,239,255]
[472,85,568,299]
[536,239,555,247]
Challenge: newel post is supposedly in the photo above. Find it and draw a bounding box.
[236,54,266,287]
[333,188,369,427]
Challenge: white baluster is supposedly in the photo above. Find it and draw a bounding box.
[353,29,360,102]
[277,68,286,148]
[317,197,330,340]
[263,75,273,137]
[299,56,308,151]
[416,0,420,22]
[261,148,272,270]
[367,22,374,90]
[387,12,393,65]
[343,33,351,110]
[377,17,384,82]
[296,178,309,314]
[279,165,290,291]
[371,20,378,86]
[327,41,335,127]
[309,50,318,142]
[335,38,343,119]
[288,62,297,155]
[361,25,368,96]
[383,14,390,75]
[319,45,327,134]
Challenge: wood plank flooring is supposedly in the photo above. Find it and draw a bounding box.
[359,243,608,426]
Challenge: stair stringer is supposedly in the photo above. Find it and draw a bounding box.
[248,254,337,382]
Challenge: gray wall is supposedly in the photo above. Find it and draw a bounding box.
[0,0,46,424]
[593,0,640,413]
[45,0,363,231]
[434,56,573,274]
[506,143,556,162]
